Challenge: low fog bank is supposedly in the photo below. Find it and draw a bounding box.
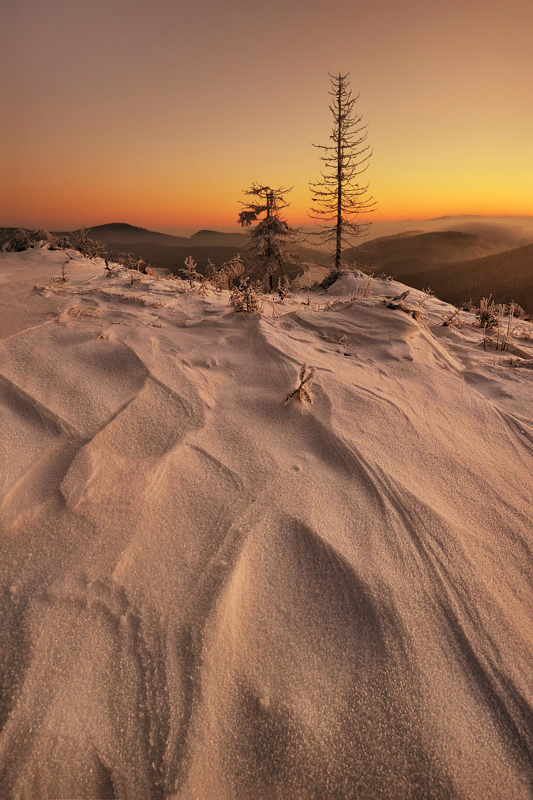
[360,216,533,257]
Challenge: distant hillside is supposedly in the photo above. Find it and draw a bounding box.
[62,223,327,274]
[399,243,533,313]
[85,223,191,247]
[344,230,506,274]
[86,223,251,249]
[340,229,533,313]
[131,243,245,272]
[66,223,248,271]
[356,215,533,249]
[189,230,249,247]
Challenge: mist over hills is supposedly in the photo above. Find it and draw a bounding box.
[398,243,533,313]
[189,229,253,248]
[360,215,533,251]
[345,230,494,272]
[344,222,533,313]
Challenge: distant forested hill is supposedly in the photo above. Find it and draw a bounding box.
[398,243,533,313]
[343,231,533,313]
[344,230,511,272]
[56,223,328,276]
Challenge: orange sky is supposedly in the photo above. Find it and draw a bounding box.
[2,0,532,234]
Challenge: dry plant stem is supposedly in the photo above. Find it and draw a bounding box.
[442,309,460,327]
[284,363,317,405]
[505,303,516,350]
[483,303,517,351]
[478,296,496,330]
[266,299,282,318]
[496,305,505,351]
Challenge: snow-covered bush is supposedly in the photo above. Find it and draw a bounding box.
[206,255,244,291]
[1,228,72,252]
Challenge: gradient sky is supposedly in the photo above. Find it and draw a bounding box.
[2,0,532,234]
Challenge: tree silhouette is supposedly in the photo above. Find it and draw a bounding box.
[309,73,375,271]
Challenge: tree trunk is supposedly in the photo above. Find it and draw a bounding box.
[335,78,343,272]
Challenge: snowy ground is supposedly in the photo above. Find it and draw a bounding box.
[0,246,532,799]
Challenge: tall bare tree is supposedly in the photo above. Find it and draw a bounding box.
[309,73,375,271]
[238,183,293,291]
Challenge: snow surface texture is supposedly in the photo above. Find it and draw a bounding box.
[1,247,533,800]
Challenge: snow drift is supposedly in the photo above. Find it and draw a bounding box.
[0,248,532,799]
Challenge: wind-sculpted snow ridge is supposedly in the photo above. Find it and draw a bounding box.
[0,248,533,799]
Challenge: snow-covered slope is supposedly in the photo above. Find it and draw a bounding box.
[1,247,532,799]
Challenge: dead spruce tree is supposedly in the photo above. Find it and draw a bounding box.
[309,73,375,272]
[238,183,293,292]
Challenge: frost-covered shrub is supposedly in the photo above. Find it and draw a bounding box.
[207,255,244,291]
[2,228,71,252]
[476,296,497,329]
[180,256,204,287]
[229,280,261,312]
[74,227,107,258]
[510,304,526,319]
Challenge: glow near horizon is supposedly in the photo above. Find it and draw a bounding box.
[2,0,532,234]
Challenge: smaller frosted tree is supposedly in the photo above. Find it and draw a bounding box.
[238,183,293,291]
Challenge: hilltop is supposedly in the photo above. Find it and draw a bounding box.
[85,219,533,310]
